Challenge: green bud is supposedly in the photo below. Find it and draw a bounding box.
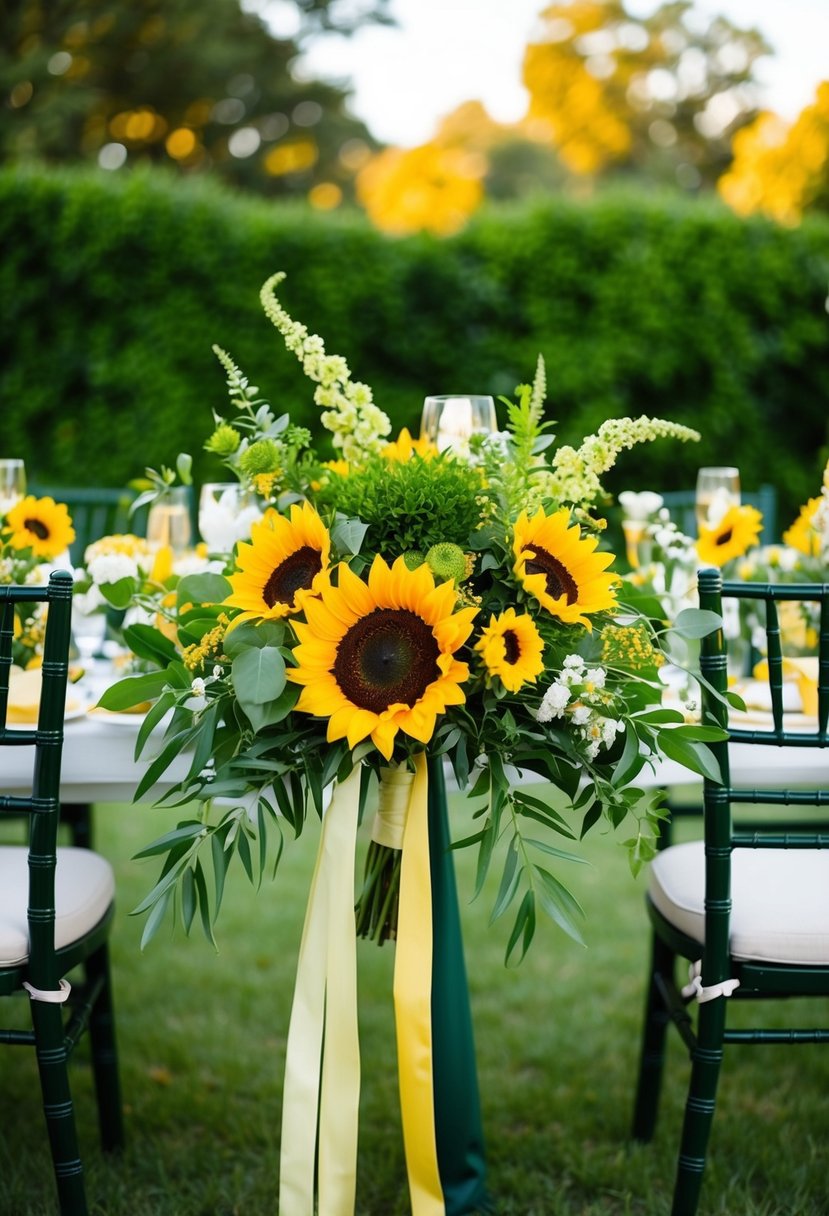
[425,542,467,585]
[239,439,282,477]
[205,424,241,456]
[402,550,426,571]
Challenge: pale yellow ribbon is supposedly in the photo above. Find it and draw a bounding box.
[279,764,362,1216]
[393,752,446,1216]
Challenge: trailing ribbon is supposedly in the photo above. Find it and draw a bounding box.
[279,764,362,1216]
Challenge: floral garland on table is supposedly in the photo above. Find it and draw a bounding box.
[97,274,722,1216]
[0,494,75,677]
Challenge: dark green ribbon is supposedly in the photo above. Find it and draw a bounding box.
[428,755,492,1215]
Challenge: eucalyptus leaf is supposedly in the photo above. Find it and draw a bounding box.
[177,573,231,610]
[669,608,723,640]
[232,646,286,706]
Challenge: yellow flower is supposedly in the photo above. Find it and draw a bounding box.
[6,496,75,559]
[783,496,822,557]
[512,508,617,629]
[150,545,174,584]
[288,555,477,760]
[224,502,331,627]
[323,459,350,477]
[696,505,763,566]
[475,608,544,692]
[382,428,439,462]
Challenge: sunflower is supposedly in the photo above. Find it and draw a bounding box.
[381,427,439,462]
[512,508,617,629]
[696,504,762,566]
[288,555,477,759]
[224,501,331,626]
[783,496,822,558]
[475,608,545,693]
[6,496,75,559]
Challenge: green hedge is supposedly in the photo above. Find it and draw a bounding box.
[2,165,828,524]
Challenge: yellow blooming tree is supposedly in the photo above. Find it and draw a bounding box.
[356,139,486,237]
[718,82,829,223]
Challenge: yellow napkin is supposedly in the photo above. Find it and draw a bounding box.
[6,666,80,723]
[752,657,819,718]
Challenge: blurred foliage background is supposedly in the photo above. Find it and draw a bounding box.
[2,0,829,525]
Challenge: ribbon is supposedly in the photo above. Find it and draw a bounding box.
[394,751,446,1215]
[279,764,362,1216]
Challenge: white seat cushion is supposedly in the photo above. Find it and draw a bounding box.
[650,841,829,966]
[0,847,115,967]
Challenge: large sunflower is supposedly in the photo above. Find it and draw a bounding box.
[224,502,331,626]
[6,496,75,559]
[513,508,617,628]
[288,555,477,759]
[697,504,762,566]
[475,608,544,693]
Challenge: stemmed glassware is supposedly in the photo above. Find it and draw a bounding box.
[198,483,262,553]
[0,459,27,514]
[147,486,193,555]
[695,466,740,532]
[420,395,497,455]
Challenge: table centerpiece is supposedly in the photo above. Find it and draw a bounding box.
[97,273,726,1216]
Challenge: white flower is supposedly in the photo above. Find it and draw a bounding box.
[191,678,206,697]
[618,490,664,521]
[213,665,224,679]
[537,682,571,722]
[562,654,585,670]
[199,488,264,553]
[570,704,592,726]
[88,553,138,585]
[584,667,606,690]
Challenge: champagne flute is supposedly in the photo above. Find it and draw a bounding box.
[198,482,262,552]
[420,395,497,454]
[147,486,193,555]
[695,467,740,532]
[0,459,26,514]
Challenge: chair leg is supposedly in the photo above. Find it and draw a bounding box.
[87,943,124,1152]
[632,931,674,1142]
[62,803,93,850]
[30,998,89,1216]
[670,997,727,1216]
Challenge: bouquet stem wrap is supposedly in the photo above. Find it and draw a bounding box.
[279,755,488,1216]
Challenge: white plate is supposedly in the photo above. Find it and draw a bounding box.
[86,707,148,727]
[5,700,90,730]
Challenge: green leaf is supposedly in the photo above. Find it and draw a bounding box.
[232,646,286,706]
[489,839,521,923]
[670,724,729,742]
[99,577,137,610]
[505,890,536,966]
[181,866,196,935]
[193,858,217,949]
[211,829,229,918]
[97,669,169,711]
[534,866,586,946]
[238,829,254,884]
[657,730,723,784]
[140,889,173,950]
[670,608,723,640]
[134,726,199,801]
[331,515,368,555]
[177,572,231,610]
[473,819,496,899]
[223,619,286,656]
[122,623,179,667]
[135,690,177,759]
[524,838,588,865]
[133,822,205,859]
[241,682,299,734]
[610,726,645,788]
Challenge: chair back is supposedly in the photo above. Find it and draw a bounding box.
[29,486,148,566]
[0,570,73,993]
[660,484,777,543]
[697,568,829,988]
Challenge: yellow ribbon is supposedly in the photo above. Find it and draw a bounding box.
[394,752,446,1216]
[279,764,362,1216]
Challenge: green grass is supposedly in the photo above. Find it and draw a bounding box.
[1,794,828,1216]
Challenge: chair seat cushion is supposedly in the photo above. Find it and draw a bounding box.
[650,841,829,965]
[0,847,115,968]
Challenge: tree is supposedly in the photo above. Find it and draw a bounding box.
[0,0,390,197]
[718,82,829,223]
[522,0,770,189]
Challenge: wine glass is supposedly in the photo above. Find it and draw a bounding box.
[420,395,497,454]
[695,467,740,532]
[0,459,26,514]
[147,486,193,555]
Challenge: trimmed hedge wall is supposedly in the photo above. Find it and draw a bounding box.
[2,165,828,523]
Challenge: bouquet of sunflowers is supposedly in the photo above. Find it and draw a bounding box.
[98,274,725,1216]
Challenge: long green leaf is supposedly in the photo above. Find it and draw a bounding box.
[97,669,169,711]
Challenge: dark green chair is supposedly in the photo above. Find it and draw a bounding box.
[29,486,148,566]
[632,569,829,1216]
[0,571,123,1215]
[659,484,777,543]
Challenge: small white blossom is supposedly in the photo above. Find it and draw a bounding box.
[537,682,571,722]
[191,678,206,697]
[88,553,138,585]
[571,704,592,726]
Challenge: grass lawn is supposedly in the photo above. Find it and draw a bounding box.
[1,791,827,1216]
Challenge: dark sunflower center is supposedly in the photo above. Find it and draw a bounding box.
[24,518,50,540]
[333,608,439,714]
[262,546,322,609]
[524,545,578,604]
[715,529,733,546]
[502,629,520,665]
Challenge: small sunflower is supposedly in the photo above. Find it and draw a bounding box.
[288,555,477,760]
[475,608,544,693]
[783,496,822,558]
[513,508,617,629]
[6,496,75,559]
[224,501,331,626]
[381,427,439,462]
[697,504,762,566]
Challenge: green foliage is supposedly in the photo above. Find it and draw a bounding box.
[3,166,829,522]
[317,455,487,555]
